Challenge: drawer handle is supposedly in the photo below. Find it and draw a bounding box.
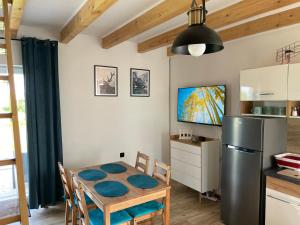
[257,92,275,96]
[267,195,300,206]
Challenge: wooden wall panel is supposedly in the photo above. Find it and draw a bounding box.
[287,119,300,154]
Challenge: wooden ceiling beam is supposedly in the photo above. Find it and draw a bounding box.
[60,0,117,44]
[167,47,173,57]
[220,6,300,42]
[10,0,26,36]
[140,0,300,53]
[167,6,300,57]
[101,0,207,49]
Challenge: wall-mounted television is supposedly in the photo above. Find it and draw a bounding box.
[177,85,226,126]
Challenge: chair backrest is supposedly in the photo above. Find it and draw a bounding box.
[153,160,171,186]
[58,162,74,204]
[135,151,150,174]
[71,173,90,225]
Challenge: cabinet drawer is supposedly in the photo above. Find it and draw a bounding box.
[171,147,201,168]
[172,169,201,192]
[265,189,300,225]
[171,157,201,179]
[170,140,201,155]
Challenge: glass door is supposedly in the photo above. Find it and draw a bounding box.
[0,65,28,202]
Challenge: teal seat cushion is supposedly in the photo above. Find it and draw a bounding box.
[126,201,164,218]
[89,208,132,225]
[74,193,93,206]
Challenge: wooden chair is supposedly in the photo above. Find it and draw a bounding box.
[135,151,150,174]
[58,162,77,225]
[127,160,171,225]
[71,175,91,225]
[71,175,132,225]
[153,160,171,186]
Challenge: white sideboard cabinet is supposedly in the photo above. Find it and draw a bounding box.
[170,135,220,195]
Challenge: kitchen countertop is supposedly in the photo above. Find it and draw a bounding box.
[264,168,300,186]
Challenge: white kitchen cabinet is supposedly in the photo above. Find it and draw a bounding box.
[265,188,300,225]
[240,64,288,101]
[170,137,219,194]
[288,63,300,100]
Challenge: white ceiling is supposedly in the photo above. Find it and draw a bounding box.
[21,0,242,42]
[22,0,86,33]
[83,0,163,38]
[20,0,300,45]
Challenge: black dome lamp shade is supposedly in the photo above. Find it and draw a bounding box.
[171,0,224,57]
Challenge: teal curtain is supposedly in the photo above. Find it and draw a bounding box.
[21,38,63,209]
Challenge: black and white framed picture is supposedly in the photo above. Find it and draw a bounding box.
[130,68,150,97]
[94,65,118,96]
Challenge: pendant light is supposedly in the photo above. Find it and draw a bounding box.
[172,0,224,57]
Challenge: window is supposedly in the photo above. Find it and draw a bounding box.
[0,65,28,201]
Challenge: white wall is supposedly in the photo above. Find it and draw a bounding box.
[10,25,170,170]
[170,25,300,140]
[59,35,170,169]
[8,23,300,167]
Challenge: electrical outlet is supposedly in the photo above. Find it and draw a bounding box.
[120,152,125,158]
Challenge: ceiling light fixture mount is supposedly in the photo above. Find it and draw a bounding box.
[172,0,224,57]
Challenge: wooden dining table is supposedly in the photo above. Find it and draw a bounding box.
[70,161,171,225]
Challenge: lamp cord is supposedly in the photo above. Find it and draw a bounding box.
[202,0,206,23]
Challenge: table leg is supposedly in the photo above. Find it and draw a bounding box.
[164,189,171,225]
[104,206,111,225]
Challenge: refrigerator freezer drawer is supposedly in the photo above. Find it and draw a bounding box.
[222,116,263,151]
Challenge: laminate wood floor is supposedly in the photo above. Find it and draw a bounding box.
[13,181,223,225]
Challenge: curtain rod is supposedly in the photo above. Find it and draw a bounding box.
[0,37,21,41]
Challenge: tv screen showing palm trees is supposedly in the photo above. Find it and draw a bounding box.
[177,85,226,126]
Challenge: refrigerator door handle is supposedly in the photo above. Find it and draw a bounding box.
[227,145,237,149]
[227,145,257,154]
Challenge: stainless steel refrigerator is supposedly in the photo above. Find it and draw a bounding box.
[221,116,287,225]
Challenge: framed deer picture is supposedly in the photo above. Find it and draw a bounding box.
[130,68,150,97]
[94,65,118,96]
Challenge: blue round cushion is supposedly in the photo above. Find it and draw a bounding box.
[78,169,107,181]
[94,181,129,197]
[127,174,158,189]
[100,163,127,174]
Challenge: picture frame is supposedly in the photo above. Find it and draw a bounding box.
[94,65,118,96]
[130,68,150,97]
